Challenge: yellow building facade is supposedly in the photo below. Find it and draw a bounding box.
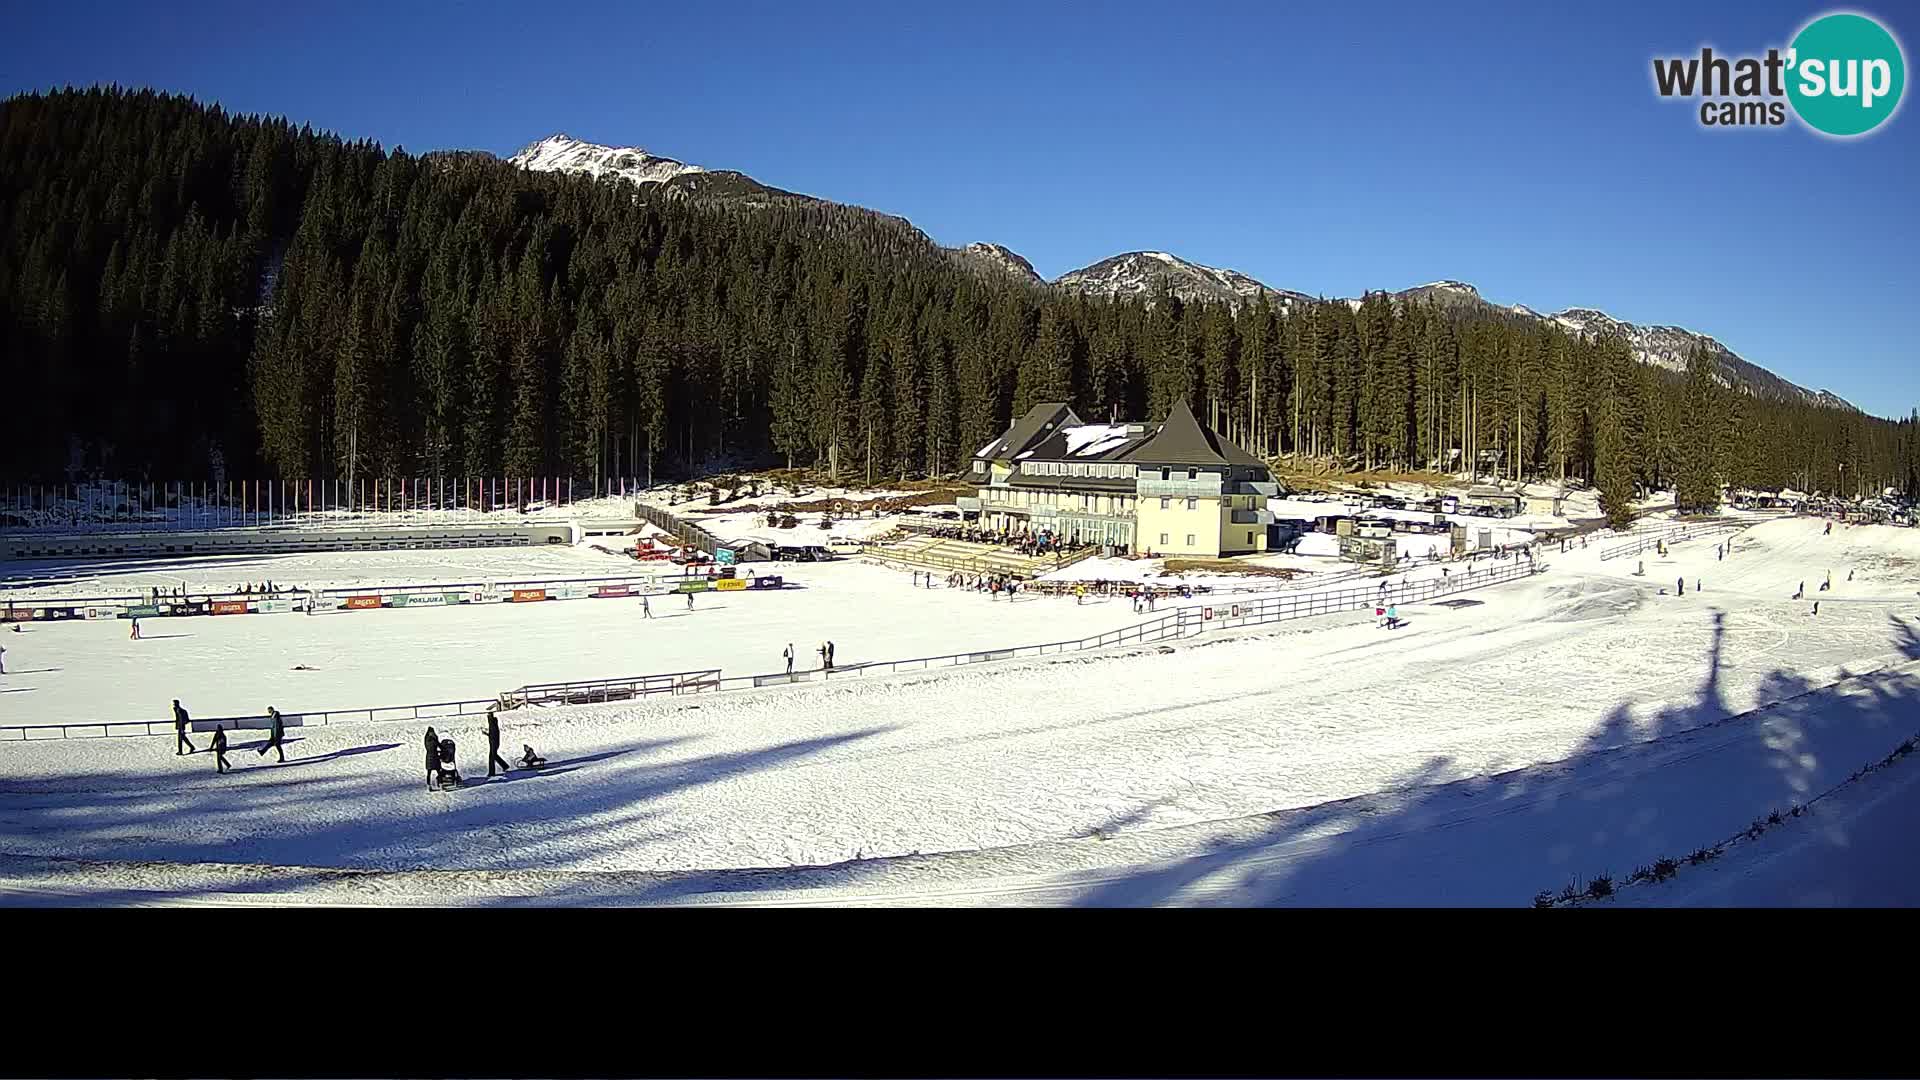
[961,400,1277,557]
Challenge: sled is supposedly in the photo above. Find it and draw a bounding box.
[431,769,465,791]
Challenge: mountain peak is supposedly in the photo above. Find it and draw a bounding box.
[954,242,1044,285]
[509,133,706,187]
[1054,250,1310,309]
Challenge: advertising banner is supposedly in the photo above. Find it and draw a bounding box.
[592,584,632,599]
[554,585,590,600]
[1,609,32,622]
[257,600,297,614]
[714,577,748,592]
[211,600,250,615]
[749,575,784,590]
[510,588,547,603]
[125,605,163,618]
[391,593,446,608]
[674,579,711,594]
[345,595,383,610]
[84,607,121,620]
[715,548,735,565]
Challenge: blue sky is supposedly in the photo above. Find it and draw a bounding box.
[8,0,1917,416]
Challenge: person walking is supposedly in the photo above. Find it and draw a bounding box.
[0,641,6,676]
[256,706,286,763]
[424,726,443,790]
[686,590,695,611]
[783,643,794,675]
[484,710,510,778]
[129,617,141,640]
[1677,577,1685,596]
[826,640,837,670]
[641,594,652,618]
[172,699,194,755]
[210,725,230,774]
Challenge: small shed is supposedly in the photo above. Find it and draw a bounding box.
[1463,485,1524,518]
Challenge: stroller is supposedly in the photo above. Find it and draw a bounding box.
[433,738,464,789]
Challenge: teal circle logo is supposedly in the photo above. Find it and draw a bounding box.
[1787,12,1906,136]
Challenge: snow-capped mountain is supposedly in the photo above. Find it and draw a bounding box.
[1548,307,1852,409]
[509,133,707,187]
[496,133,1849,412]
[1053,251,1312,309]
[1375,281,1850,410]
[953,242,1044,286]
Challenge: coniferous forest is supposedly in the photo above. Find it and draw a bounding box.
[4,88,1917,516]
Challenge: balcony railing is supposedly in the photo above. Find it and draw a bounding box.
[1136,476,1224,498]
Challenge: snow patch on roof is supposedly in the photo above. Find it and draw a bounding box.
[1062,424,1131,457]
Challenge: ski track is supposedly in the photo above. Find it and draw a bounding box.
[4,515,1920,904]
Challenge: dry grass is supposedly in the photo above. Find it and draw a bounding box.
[1267,458,1460,492]
[1160,558,1298,579]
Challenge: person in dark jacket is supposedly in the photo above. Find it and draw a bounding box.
[256,706,286,763]
[484,710,510,777]
[172,699,194,755]
[424,726,442,790]
[210,726,230,773]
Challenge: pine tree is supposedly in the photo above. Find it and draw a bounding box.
[1594,338,1637,529]
[1674,345,1723,514]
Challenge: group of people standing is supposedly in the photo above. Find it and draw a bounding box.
[172,699,286,773]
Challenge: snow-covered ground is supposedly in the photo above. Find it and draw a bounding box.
[3,516,1919,905]
[0,555,1151,723]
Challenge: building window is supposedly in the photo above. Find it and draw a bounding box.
[1159,532,1169,545]
[1160,467,1170,480]
[1187,469,1197,480]
[1247,532,1255,545]
[1160,497,1170,510]
[1185,534,1196,546]
[1186,497,1197,511]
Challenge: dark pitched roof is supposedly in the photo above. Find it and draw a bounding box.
[974,402,1080,460]
[1130,399,1268,469]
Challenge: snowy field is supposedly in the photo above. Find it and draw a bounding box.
[0,554,1151,723]
[4,515,1920,905]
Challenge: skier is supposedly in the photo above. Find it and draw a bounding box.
[172,699,194,755]
[256,706,286,763]
[1677,577,1685,596]
[686,591,694,611]
[424,726,443,791]
[1849,569,1855,581]
[210,725,230,774]
[641,594,652,618]
[783,643,795,675]
[1812,600,1820,616]
[0,641,6,675]
[129,617,141,640]
[484,710,510,778]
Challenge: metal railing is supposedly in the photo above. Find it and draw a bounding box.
[4,558,1546,741]
[500,669,723,708]
[2,697,496,742]
[1598,520,1743,561]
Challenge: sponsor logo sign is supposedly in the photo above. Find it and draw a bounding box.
[211,600,250,615]
[125,605,163,618]
[345,595,383,610]
[715,577,748,591]
[674,579,711,594]
[592,584,632,598]
[749,575,784,590]
[391,592,446,608]
[510,588,547,603]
